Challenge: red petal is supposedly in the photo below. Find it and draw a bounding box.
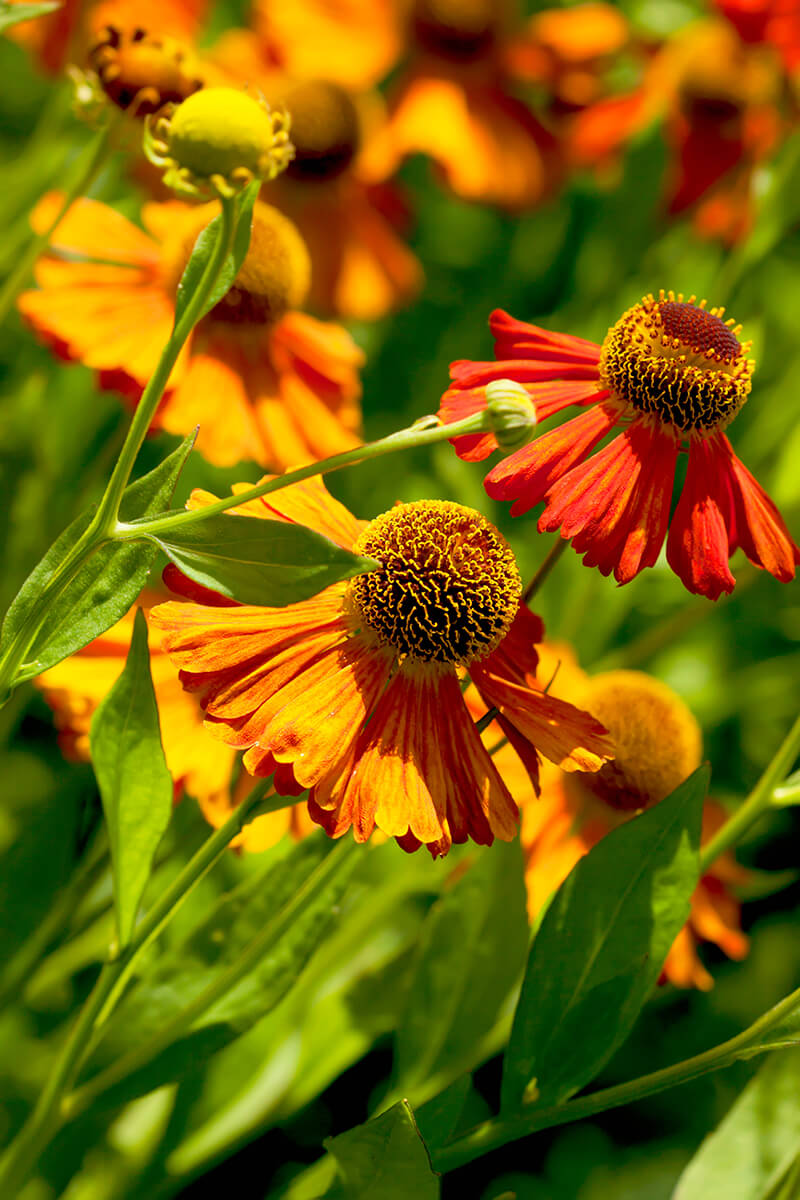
[490,309,602,365]
[716,433,799,581]
[666,437,736,599]
[487,402,618,516]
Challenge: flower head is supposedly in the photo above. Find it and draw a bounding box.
[439,296,798,599]
[86,26,204,116]
[486,646,749,990]
[145,86,294,199]
[150,476,613,858]
[19,194,363,468]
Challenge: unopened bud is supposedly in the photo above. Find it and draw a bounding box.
[485,379,537,452]
[144,87,294,201]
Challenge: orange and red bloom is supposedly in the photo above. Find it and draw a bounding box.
[440,294,799,599]
[150,475,613,858]
[19,194,364,469]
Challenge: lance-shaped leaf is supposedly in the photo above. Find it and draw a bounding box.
[90,609,172,948]
[82,836,358,1106]
[501,766,708,1112]
[173,181,259,325]
[149,513,377,606]
[674,1050,800,1200]
[395,837,528,1092]
[3,432,195,682]
[0,0,60,31]
[324,1100,439,1199]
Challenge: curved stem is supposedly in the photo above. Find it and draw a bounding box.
[432,982,800,1174]
[700,710,800,872]
[523,538,568,605]
[0,781,281,1196]
[0,116,119,328]
[114,412,491,541]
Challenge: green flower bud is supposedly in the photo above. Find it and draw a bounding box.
[485,379,537,452]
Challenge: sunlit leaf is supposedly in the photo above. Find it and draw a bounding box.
[324,1100,439,1199]
[89,609,172,948]
[394,837,528,1091]
[3,433,195,682]
[674,1050,800,1200]
[148,512,377,606]
[173,181,259,325]
[501,766,708,1112]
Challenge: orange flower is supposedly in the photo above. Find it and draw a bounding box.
[360,0,560,211]
[475,653,749,990]
[18,194,364,469]
[250,0,403,92]
[150,475,613,858]
[209,36,423,319]
[8,0,207,76]
[34,595,317,853]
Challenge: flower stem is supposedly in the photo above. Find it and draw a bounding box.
[0,780,285,1196]
[0,196,238,701]
[431,982,800,1174]
[699,710,800,873]
[114,413,491,540]
[523,538,569,605]
[0,115,120,328]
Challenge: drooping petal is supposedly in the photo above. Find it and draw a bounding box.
[666,436,737,599]
[490,308,603,365]
[486,400,618,516]
[715,432,799,581]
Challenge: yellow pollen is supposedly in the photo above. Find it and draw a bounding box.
[573,670,702,812]
[413,0,500,58]
[270,80,361,182]
[88,27,203,116]
[346,500,521,666]
[598,290,754,435]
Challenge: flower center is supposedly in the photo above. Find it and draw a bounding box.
[347,500,521,665]
[598,291,753,435]
[412,0,500,59]
[274,80,361,182]
[88,27,203,116]
[571,670,702,812]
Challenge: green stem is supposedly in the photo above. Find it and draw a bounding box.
[0,780,280,1196]
[700,710,800,873]
[63,837,357,1123]
[522,538,569,605]
[0,116,119,328]
[0,197,238,701]
[114,412,490,540]
[94,195,238,531]
[432,982,800,1174]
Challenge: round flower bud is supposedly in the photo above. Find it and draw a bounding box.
[485,378,538,451]
[144,86,294,200]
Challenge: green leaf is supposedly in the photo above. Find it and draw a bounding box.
[86,836,358,1102]
[0,0,60,32]
[173,182,259,326]
[3,432,194,682]
[395,838,528,1091]
[325,1100,439,1200]
[149,512,377,606]
[674,1050,800,1200]
[501,766,708,1112]
[89,609,173,948]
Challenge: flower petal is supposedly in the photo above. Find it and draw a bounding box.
[666,436,737,599]
[716,433,799,581]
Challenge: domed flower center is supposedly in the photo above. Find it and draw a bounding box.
[347,500,521,665]
[412,0,500,59]
[277,80,361,182]
[88,27,203,116]
[571,670,702,812]
[167,202,310,328]
[598,291,753,435]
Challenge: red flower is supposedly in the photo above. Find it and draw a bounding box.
[439,294,799,599]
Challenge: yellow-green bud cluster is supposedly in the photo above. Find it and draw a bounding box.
[485,379,538,452]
